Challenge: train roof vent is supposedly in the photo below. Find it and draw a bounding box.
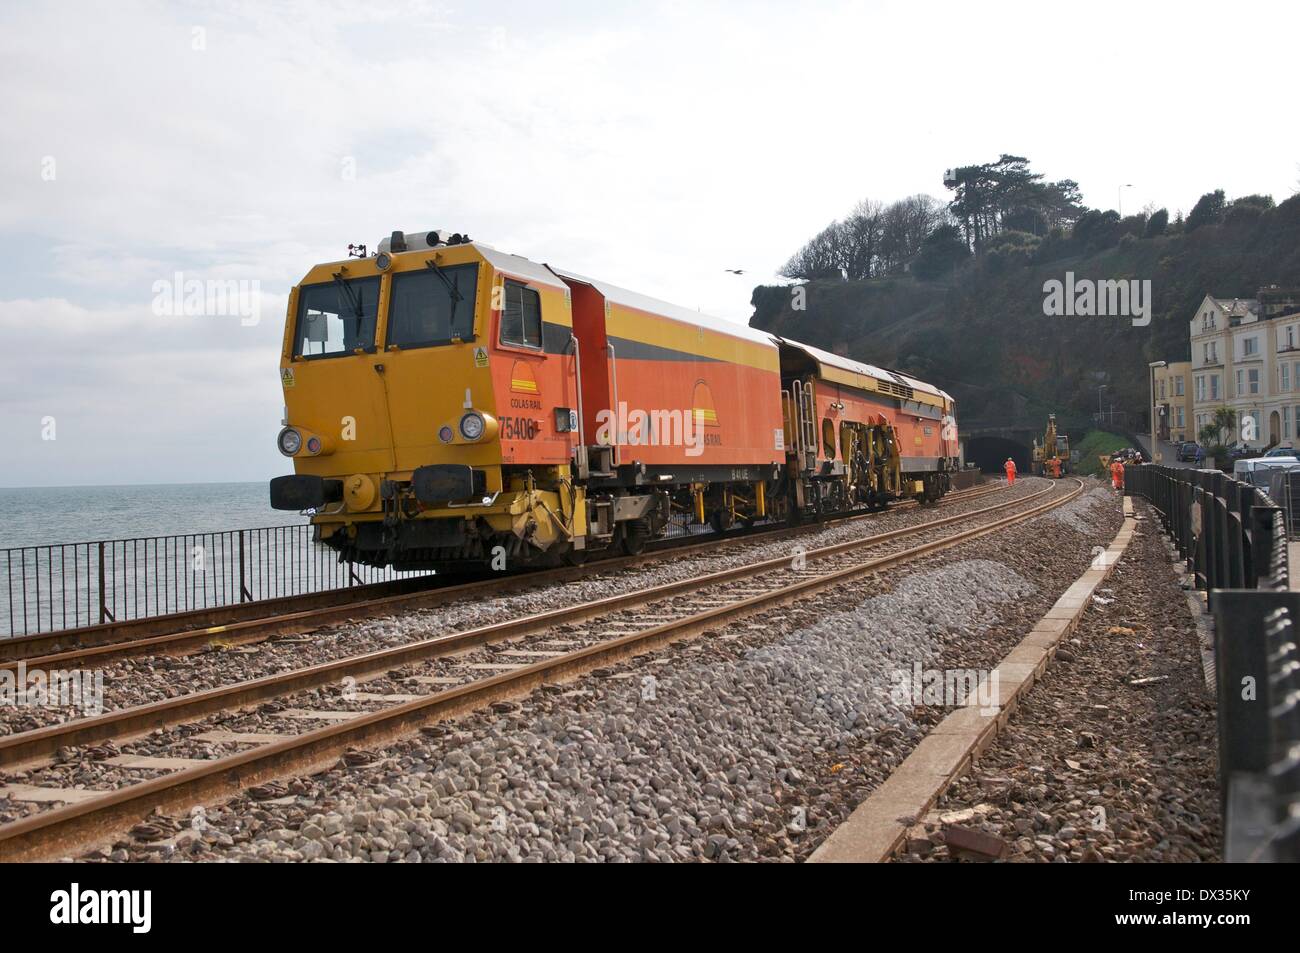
[877,378,915,400]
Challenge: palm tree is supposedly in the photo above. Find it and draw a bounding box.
[1198,406,1238,469]
[1214,407,1238,445]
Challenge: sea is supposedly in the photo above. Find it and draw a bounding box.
[0,482,297,550]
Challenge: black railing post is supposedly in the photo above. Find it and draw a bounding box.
[238,530,252,603]
[1250,505,1285,589]
[97,541,107,625]
[1214,593,1275,791]
[1227,490,1245,591]
[1214,471,1227,587]
[1202,475,1218,594]
[1180,472,1193,563]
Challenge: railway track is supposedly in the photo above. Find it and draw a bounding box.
[1,482,1002,670]
[0,477,1081,861]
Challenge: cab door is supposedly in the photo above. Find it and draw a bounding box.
[378,250,502,482]
[282,273,395,478]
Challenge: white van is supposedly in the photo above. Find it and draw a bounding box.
[1234,456,1300,487]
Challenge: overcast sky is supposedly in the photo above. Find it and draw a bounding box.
[2,0,1297,487]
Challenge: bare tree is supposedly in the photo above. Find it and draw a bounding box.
[779,221,845,280]
[838,199,884,280]
[779,194,946,280]
[875,195,944,274]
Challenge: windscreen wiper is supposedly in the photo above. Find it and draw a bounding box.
[425,259,463,332]
[331,271,368,349]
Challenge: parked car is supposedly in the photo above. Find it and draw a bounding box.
[1265,446,1296,458]
[1176,441,1201,462]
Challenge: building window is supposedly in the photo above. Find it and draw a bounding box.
[1210,375,1220,400]
[1177,406,1185,428]
[1195,375,1206,402]
[1248,368,1260,395]
[1175,377,1184,397]
[1283,363,1292,393]
[1159,379,1166,399]
[1244,336,1259,357]
[1286,407,1292,440]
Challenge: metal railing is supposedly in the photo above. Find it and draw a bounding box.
[1125,464,1299,861]
[1,525,431,639]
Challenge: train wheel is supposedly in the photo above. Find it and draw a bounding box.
[709,509,734,534]
[620,519,649,555]
[563,545,588,567]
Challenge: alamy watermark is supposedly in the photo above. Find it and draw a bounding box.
[151,271,261,326]
[1,662,104,716]
[889,662,999,715]
[594,403,706,457]
[50,883,151,933]
[1043,272,1151,327]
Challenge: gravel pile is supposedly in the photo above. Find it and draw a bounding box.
[62,477,1126,863]
[1042,484,1118,534]
[895,499,1220,863]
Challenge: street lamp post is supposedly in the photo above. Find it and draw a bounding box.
[1149,360,1167,463]
[1098,384,1107,423]
[1119,183,1134,217]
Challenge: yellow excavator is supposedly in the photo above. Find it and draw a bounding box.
[1033,415,1070,478]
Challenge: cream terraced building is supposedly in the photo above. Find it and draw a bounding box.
[1189,289,1300,451]
[1152,361,1192,444]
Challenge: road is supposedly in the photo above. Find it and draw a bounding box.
[1135,435,1200,469]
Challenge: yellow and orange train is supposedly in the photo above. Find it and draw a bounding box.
[270,230,960,571]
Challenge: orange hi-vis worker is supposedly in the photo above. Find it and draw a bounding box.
[1111,458,1125,491]
[1004,458,1017,484]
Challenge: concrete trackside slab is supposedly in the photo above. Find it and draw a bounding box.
[0,784,105,805]
[808,509,1139,864]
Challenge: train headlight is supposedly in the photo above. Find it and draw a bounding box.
[459,412,485,441]
[438,425,455,444]
[277,427,302,456]
[375,252,392,271]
